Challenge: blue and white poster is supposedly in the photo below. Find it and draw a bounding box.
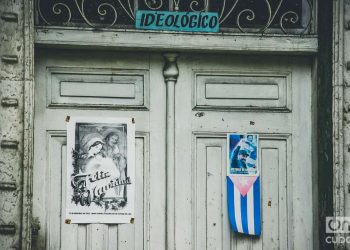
[227,133,261,236]
[228,134,258,176]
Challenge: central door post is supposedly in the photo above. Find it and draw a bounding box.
[163,53,179,250]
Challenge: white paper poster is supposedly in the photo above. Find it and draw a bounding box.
[66,117,135,224]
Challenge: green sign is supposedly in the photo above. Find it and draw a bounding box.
[136,11,219,33]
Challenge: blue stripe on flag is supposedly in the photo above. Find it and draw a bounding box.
[227,177,237,232]
[253,177,261,236]
[240,192,248,234]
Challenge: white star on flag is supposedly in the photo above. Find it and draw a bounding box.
[239,178,249,186]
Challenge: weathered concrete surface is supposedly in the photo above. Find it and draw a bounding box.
[333,1,350,250]
[0,0,32,249]
[344,2,350,250]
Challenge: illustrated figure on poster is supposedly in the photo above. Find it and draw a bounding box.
[71,122,131,211]
[66,117,135,224]
[102,131,127,199]
[229,134,258,175]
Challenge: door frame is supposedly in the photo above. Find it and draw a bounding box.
[20,1,335,250]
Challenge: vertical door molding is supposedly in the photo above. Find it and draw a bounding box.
[333,0,346,249]
[23,0,35,249]
[163,53,179,250]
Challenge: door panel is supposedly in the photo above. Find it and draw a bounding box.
[193,136,289,250]
[194,72,291,110]
[175,54,313,250]
[46,67,149,109]
[35,132,148,250]
[194,137,229,250]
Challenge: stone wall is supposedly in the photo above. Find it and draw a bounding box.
[0,0,33,249]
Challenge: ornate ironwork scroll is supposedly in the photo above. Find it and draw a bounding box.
[36,0,314,34]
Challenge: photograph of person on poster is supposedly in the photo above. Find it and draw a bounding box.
[228,133,258,176]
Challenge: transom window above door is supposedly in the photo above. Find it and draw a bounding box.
[35,0,314,35]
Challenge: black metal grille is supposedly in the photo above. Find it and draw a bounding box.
[36,0,313,34]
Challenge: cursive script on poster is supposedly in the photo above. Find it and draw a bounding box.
[71,170,131,209]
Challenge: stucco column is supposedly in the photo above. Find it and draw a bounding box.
[0,0,34,249]
[163,53,179,250]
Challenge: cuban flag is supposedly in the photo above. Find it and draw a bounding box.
[227,175,261,236]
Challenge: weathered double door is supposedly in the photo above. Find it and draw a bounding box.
[33,50,314,249]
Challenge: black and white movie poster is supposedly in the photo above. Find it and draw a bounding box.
[66,117,135,224]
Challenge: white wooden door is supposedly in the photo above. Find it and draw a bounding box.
[33,51,314,249]
[33,49,167,250]
[174,54,313,250]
